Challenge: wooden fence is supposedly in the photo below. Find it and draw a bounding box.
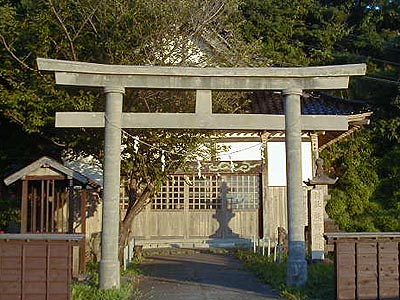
[0,234,84,300]
[325,232,400,300]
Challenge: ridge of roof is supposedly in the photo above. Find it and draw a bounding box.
[3,156,96,187]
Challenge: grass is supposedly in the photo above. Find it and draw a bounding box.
[236,250,335,300]
[72,260,143,300]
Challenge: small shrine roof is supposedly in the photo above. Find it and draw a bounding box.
[3,156,100,188]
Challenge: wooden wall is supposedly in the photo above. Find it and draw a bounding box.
[131,208,258,242]
[130,186,309,245]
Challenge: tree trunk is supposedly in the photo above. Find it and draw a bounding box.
[118,183,155,261]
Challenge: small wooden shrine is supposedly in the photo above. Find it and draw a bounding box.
[3,156,100,234]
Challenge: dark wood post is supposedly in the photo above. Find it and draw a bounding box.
[79,190,87,273]
[21,179,28,233]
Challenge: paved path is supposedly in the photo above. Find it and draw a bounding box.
[138,252,280,300]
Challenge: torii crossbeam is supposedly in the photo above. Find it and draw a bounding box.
[37,58,366,289]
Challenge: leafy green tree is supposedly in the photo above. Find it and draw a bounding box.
[238,0,352,66]
[320,0,400,231]
[238,0,400,231]
[320,131,383,231]
[0,0,258,248]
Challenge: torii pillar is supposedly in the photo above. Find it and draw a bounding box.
[101,86,125,287]
[284,88,307,285]
[37,58,366,288]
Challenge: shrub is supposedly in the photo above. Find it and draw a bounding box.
[72,260,142,300]
[237,250,335,300]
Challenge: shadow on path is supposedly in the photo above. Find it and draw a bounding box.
[138,252,280,300]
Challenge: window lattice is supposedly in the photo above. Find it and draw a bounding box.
[152,175,185,210]
[189,175,221,209]
[151,174,260,210]
[224,175,260,209]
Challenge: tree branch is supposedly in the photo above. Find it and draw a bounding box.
[72,5,100,41]
[47,0,77,61]
[0,35,37,72]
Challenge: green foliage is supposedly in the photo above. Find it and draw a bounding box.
[121,260,142,278]
[236,250,287,289]
[72,282,136,300]
[312,0,400,232]
[0,0,256,247]
[321,130,382,231]
[238,0,353,66]
[236,251,335,300]
[72,260,142,300]
[0,197,19,231]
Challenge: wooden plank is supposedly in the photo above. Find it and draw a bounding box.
[0,281,21,294]
[1,244,22,257]
[48,294,68,300]
[337,248,357,259]
[49,244,69,257]
[336,242,356,300]
[357,286,378,300]
[337,242,356,256]
[21,180,28,233]
[46,180,50,232]
[380,289,400,300]
[0,268,21,281]
[2,257,22,269]
[56,112,349,131]
[25,244,47,257]
[326,232,400,240]
[51,180,55,232]
[48,281,69,294]
[40,180,44,232]
[378,241,399,299]
[25,269,46,281]
[33,187,37,232]
[357,254,377,263]
[0,294,23,300]
[48,257,69,270]
[23,294,47,300]
[337,286,356,300]
[46,242,49,300]
[24,282,46,294]
[48,269,68,281]
[25,257,46,269]
[356,242,377,254]
[356,242,378,300]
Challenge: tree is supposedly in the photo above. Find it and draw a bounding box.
[237,0,400,231]
[238,0,353,66]
[320,131,383,231]
[0,0,258,250]
[319,0,400,231]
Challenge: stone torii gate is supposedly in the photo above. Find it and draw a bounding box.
[37,58,365,289]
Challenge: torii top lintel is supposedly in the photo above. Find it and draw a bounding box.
[37,58,366,90]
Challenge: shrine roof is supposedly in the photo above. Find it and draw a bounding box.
[3,156,100,188]
[251,91,371,116]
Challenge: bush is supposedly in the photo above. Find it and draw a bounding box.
[72,261,142,300]
[237,251,335,300]
[0,198,19,232]
[72,281,137,300]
